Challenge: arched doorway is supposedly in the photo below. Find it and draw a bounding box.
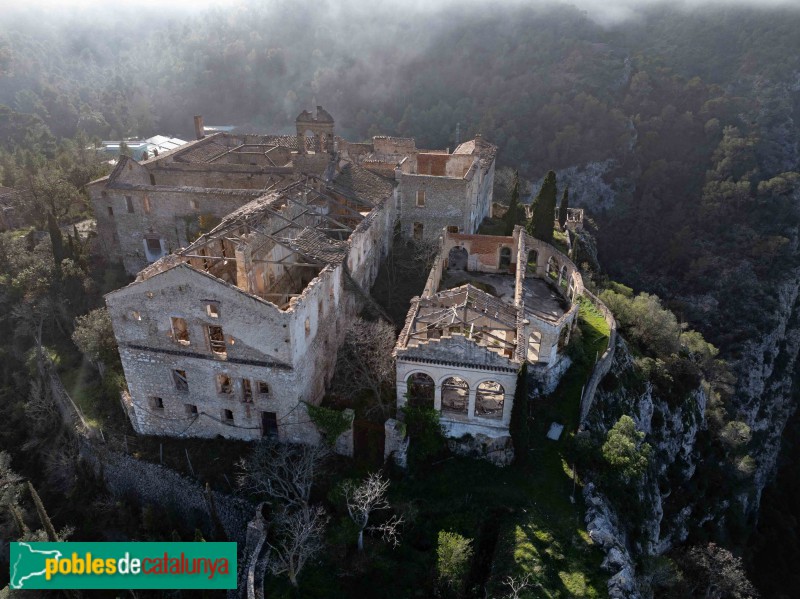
[476,381,505,419]
[448,246,468,271]
[407,373,435,409]
[441,377,469,415]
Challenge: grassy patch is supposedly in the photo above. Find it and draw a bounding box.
[552,228,570,255]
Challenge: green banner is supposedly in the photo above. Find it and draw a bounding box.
[9,542,237,589]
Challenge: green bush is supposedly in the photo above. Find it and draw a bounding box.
[401,405,446,468]
[436,530,474,594]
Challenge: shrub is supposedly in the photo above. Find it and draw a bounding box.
[436,530,474,593]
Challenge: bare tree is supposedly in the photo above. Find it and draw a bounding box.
[267,505,328,588]
[502,573,533,599]
[344,471,394,552]
[331,317,396,417]
[238,440,328,516]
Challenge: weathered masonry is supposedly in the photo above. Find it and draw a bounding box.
[394,226,584,456]
[106,167,393,442]
[339,134,497,240]
[95,106,499,442]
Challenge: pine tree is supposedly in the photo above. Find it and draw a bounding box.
[527,170,557,243]
[558,185,570,229]
[503,170,521,236]
[510,363,529,466]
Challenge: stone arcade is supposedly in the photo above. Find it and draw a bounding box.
[393,226,585,463]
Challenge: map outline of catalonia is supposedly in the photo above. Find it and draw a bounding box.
[10,542,62,589]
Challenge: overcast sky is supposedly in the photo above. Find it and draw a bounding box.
[6,0,800,27]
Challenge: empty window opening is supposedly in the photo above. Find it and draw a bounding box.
[208,325,226,355]
[189,199,198,210]
[447,225,459,233]
[146,237,162,254]
[499,247,512,271]
[206,303,220,318]
[416,190,426,207]
[125,196,134,213]
[149,174,156,185]
[407,372,434,409]
[172,369,188,392]
[413,222,424,240]
[185,404,198,416]
[143,195,151,214]
[242,379,253,403]
[107,206,114,217]
[149,396,164,410]
[217,373,232,394]
[261,411,278,437]
[476,381,505,419]
[441,377,469,414]
[222,409,234,423]
[171,317,190,345]
[257,381,270,395]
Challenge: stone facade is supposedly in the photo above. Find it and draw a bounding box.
[105,152,394,442]
[394,226,585,461]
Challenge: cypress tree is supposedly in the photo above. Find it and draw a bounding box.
[510,363,529,466]
[558,185,570,229]
[503,170,521,236]
[527,170,557,243]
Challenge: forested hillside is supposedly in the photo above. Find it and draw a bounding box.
[2,1,799,596]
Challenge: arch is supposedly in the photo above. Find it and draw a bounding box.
[448,246,468,271]
[499,246,512,271]
[406,372,434,408]
[441,376,469,414]
[559,264,568,288]
[476,381,505,419]
[547,256,558,281]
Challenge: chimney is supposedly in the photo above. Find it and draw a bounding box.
[194,115,205,140]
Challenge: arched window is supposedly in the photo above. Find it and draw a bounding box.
[547,257,558,281]
[441,377,469,414]
[559,265,568,288]
[407,373,434,408]
[448,246,468,271]
[499,247,512,270]
[476,381,505,419]
[527,249,538,271]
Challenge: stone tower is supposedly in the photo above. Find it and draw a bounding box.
[296,106,335,154]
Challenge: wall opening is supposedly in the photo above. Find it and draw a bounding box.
[171,317,190,345]
[222,409,234,423]
[217,373,232,394]
[261,411,278,437]
[413,222,424,240]
[207,325,226,355]
[476,381,504,419]
[185,404,198,416]
[149,396,164,410]
[441,377,469,415]
[499,247,512,271]
[407,373,434,409]
[172,369,188,392]
[242,379,253,403]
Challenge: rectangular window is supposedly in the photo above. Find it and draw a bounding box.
[189,199,198,210]
[149,174,156,185]
[146,238,162,253]
[207,325,226,355]
[107,206,114,217]
[172,369,188,392]
[413,222,424,240]
[206,303,220,318]
[447,225,459,233]
[143,195,151,214]
[415,190,426,207]
[257,381,269,395]
[185,404,198,416]
[217,373,232,394]
[149,396,164,410]
[125,196,134,213]
[222,409,234,423]
[261,411,278,437]
[242,379,253,403]
[171,317,190,345]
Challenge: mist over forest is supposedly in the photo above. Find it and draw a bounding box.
[2,1,800,597]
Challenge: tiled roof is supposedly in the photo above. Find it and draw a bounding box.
[332,163,394,204]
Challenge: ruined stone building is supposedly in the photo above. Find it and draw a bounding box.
[95,107,495,441]
[338,134,497,240]
[394,225,584,456]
